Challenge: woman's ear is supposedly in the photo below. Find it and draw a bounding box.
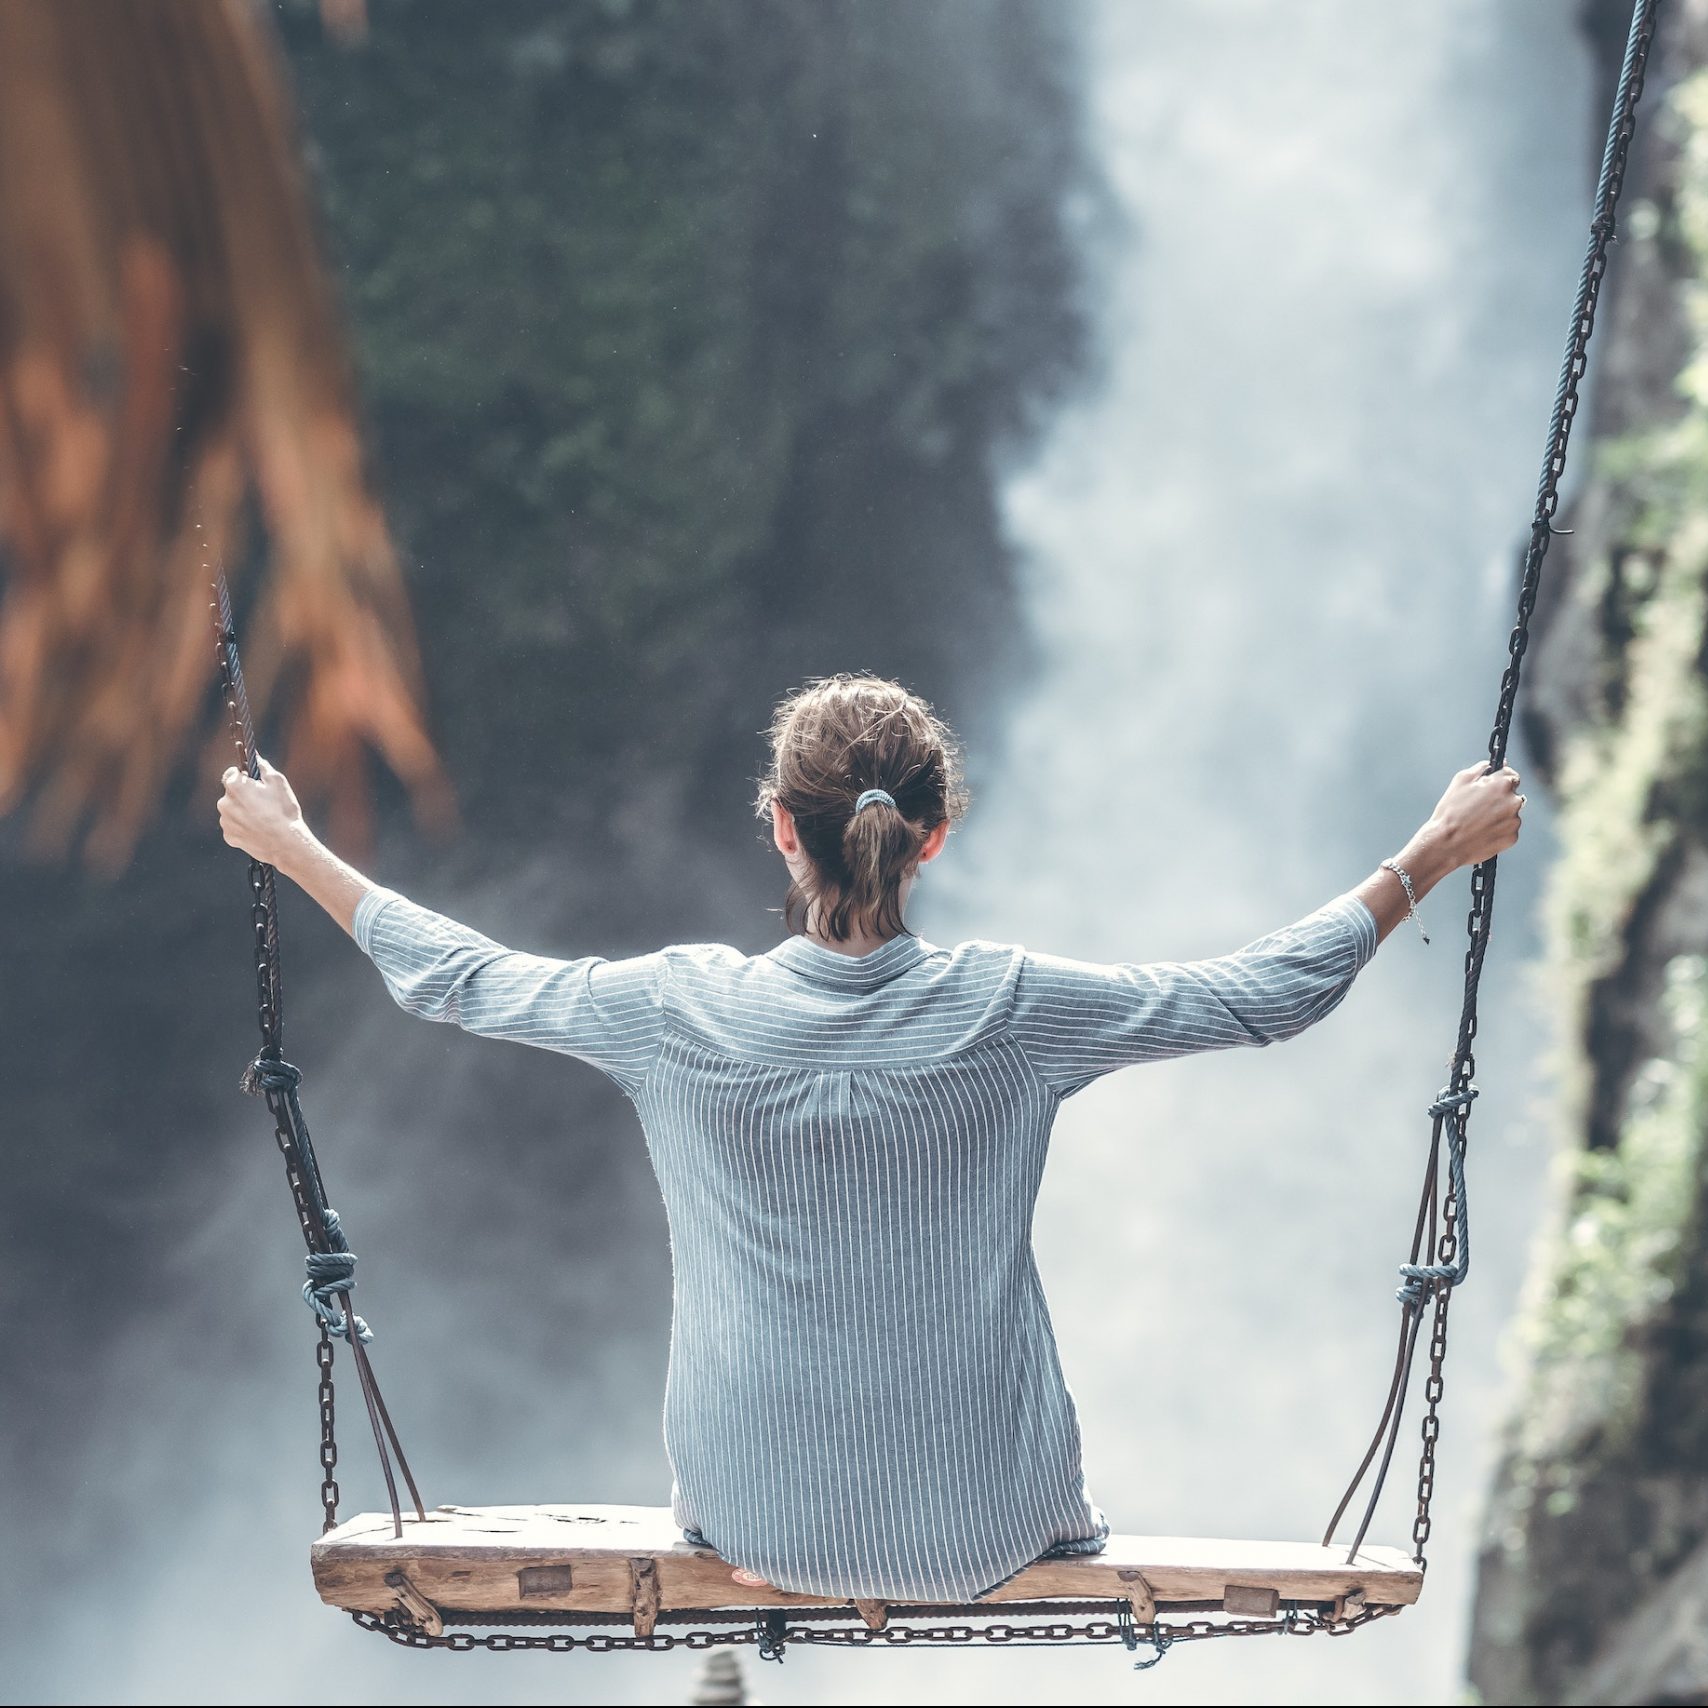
[918,819,950,865]
[771,798,799,857]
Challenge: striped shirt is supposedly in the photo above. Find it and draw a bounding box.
[354,886,1378,1602]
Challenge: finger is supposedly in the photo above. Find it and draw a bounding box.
[223,766,240,785]
[257,755,275,776]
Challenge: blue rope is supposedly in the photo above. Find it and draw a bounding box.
[755,1611,789,1663]
[1118,1605,1172,1671]
[245,1054,372,1344]
[1395,1086,1477,1312]
[242,1054,301,1096]
[304,1207,372,1344]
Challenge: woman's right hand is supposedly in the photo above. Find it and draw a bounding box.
[1424,761,1525,870]
[217,755,311,870]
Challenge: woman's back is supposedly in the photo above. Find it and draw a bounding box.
[354,887,1374,1599]
[651,931,1096,1603]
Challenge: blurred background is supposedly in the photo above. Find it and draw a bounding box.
[3,2,1704,1703]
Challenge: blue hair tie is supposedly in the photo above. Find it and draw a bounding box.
[853,788,896,814]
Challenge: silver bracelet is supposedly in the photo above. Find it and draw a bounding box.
[1381,859,1429,944]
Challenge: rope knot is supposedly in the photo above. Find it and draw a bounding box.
[755,1610,789,1663]
[1427,1083,1478,1120]
[1394,1268,1442,1313]
[1396,1086,1476,1311]
[242,1054,302,1097]
[303,1206,372,1343]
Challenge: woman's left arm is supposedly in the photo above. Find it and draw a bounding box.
[1351,761,1525,945]
[1008,761,1525,1096]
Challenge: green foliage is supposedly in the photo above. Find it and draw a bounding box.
[1509,62,1708,1478]
[1521,957,1706,1454]
[1545,536,1708,1030]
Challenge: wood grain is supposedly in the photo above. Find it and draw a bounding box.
[311,1504,1423,1622]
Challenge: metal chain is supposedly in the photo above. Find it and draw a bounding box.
[1407,0,1661,1560]
[239,844,349,1527]
[214,575,345,1525]
[211,569,422,1536]
[316,1326,340,1532]
[352,1599,1400,1660]
[1328,0,1662,1569]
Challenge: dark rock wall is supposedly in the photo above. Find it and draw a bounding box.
[1471,4,1708,1702]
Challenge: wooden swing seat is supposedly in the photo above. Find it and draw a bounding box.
[311,1504,1423,1636]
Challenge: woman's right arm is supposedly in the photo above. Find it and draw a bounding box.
[217,759,666,1093]
[1009,761,1525,1097]
[218,757,373,936]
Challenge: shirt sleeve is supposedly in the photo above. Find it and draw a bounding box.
[1009,893,1379,1097]
[353,887,667,1097]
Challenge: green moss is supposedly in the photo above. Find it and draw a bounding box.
[1507,67,1708,1470]
[274,0,1089,822]
[1521,958,1706,1452]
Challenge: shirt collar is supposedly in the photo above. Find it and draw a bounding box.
[766,932,932,992]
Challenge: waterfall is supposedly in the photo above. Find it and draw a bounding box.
[906,3,1593,1702]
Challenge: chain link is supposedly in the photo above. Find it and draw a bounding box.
[316,1327,340,1532]
[214,574,423,1534]
[352,1599,1402,1660]
[1405,0,1660,1559]
[247,811,350,1525]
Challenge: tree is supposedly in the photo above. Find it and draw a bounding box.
[0,0,440,865]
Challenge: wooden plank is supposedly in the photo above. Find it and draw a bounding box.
[310,1504,1423,1621]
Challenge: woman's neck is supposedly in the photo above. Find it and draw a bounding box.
[802,904,903,958]
[795,874,918,956]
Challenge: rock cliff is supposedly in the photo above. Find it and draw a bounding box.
[1470,3,1708,1702]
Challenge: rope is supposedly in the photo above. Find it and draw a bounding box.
[1394,1087,1476,1310]
[241,1054,300,1096]
[242,1054,372,1343]
[303,1208,372,1345]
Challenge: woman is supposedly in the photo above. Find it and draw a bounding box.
[217,672,1524,1604]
